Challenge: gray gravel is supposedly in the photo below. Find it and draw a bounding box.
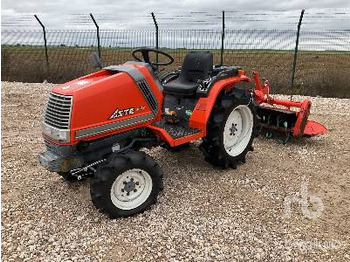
[1,81,350,261]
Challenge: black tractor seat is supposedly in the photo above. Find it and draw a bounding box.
[163,52,213,97]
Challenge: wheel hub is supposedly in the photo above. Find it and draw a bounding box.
[223,105,254,157]
[110,168,153,210]
[229,123,238,136]
[124,181,136,193]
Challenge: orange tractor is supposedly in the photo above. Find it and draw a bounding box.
[38,48,326,218]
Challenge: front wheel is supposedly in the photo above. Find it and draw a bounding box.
[200,89,257,168]
[90,151,163,218]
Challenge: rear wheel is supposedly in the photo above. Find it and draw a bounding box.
[200,89,257,168]
[90,151,163,218]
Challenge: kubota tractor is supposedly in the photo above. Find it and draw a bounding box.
[38,48,258,218]
[39,48,327,218]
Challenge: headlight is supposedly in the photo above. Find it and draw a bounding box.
[42,123,70,142]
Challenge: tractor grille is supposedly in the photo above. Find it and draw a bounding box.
[44,93,72,129]
[137,80,158,114]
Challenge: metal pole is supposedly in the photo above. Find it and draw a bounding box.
[220,10,225,66]
[90,13,101,58]
[151,12,159,64]
[290,9,305,99]
[34,14,50,79]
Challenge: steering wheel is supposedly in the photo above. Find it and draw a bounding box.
[131,48,174,69]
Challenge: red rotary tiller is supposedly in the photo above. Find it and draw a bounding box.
[252,71,327,143]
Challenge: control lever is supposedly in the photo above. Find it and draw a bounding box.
[197,77,212,91]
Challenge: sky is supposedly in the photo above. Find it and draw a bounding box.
[2,0,350,30]
[1,0,349,51]
[2,0,350,14]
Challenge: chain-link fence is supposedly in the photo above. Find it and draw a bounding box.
[2,10,350,97]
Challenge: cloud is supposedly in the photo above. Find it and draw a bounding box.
[2,0,350,30]
[2,0,350,13]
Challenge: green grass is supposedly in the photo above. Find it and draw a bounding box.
[1,46,350,98]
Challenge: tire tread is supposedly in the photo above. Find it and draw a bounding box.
[200,89,257,168]
[90,151,163,218]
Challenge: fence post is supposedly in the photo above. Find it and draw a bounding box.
[290,9,305,99]
[34,14,50,79]
[220,10,225,66]
[90,13,101,58]
[151,12,159,64]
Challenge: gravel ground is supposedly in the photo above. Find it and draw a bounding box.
[1,81,350,261]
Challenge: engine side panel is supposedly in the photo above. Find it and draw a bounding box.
[125,62,164,120]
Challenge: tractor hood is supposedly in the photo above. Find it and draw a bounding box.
[52,70,117,96]
[44,64,162,145]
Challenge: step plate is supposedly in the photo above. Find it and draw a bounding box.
[152,121,201,139]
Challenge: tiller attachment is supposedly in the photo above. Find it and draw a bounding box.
[252,71,327,143]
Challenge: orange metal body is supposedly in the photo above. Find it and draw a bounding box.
[48,63,251,147]
[148,73,251,146]
[49,64,163,145]
[188,74,250,133]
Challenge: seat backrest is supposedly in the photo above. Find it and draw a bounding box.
[180,52,213,82]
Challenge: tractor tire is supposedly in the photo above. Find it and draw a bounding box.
[90,151,163,218]
[200,89,257,168]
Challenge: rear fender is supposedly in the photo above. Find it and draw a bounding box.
[188,76,251,135]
